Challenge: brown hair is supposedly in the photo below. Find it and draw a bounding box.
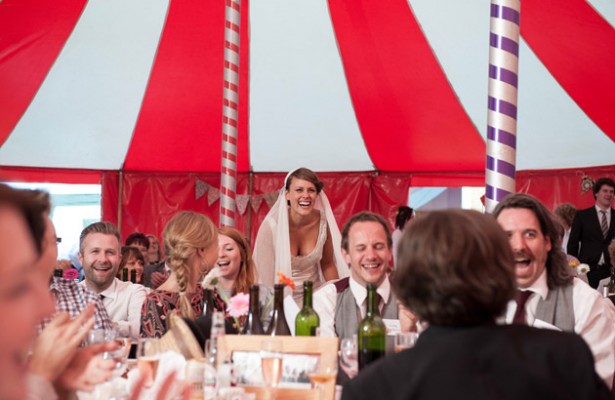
[0,185,49,256]
[285,168,324,194]
[553,203,576,229]
[163,211,217,320]
[218,227,257,294]
[79,222,121,253]
[393,209,515,326]
[493,193,572,289]
[341,211,392,252]
[118,246,145,277]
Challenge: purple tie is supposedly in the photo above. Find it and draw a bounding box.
[512,290,532,324]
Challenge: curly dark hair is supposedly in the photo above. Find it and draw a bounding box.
[392,209,515,326]
[592,177,615,199]
[394,206,414,230]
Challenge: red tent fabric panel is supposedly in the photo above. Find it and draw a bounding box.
[0,0,86,146]
[0,166,101,184]
[328,0,486,172]
[101,171,411,244]
[522,0,615,141]
[123,0,250,173]
[517,165,615,211]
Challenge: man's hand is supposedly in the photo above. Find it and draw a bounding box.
[150,271,168,289]
[398,302,418,333]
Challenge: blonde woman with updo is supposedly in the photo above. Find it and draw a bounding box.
[140,211,218,338]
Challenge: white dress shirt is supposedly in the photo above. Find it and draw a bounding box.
[313,276,392,338]
[81,278,146,339]
[505,270,615,387]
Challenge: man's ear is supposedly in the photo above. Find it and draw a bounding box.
[341,247,351,266]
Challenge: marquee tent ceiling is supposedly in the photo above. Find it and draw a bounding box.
[0,0,614,181]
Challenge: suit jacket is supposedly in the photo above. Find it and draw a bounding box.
[142,260,165,288]
[567,206,615,267]
[342,324,611,400]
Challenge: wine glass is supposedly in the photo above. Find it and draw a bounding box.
[260,339,283,389]
[104,327,132,378]
[339,335,358,378]
[136,338,160,388]
[308,354,338,400]
[394,332,418,353]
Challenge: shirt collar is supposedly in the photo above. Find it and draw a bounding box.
[349,275,391,308]
[595,204,612,215]
[522,269,548,300]
[79,278,118,300]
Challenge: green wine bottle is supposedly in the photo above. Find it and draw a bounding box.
[358,283,386,370]
[121,267,129,282]
[295,281,319,336]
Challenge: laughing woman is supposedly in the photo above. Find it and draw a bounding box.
[253,168,348,303]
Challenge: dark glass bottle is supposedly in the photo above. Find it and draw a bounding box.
[53,268,64,278]
[358,284,386,370]
[266,284,291,336]
[295,281,319,336]
[121,267,129,281]
[242,285,265,335]
[130,269,137,283]
[202,288,215,319]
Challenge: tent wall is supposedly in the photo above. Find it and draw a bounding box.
[100,171,414,245]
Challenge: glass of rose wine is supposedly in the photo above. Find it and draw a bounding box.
[308,354,338,400]
[260,339,283,389]
[136,338,160,388]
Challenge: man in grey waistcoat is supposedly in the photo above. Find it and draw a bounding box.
[314,211,414,350]
[494,193,615,389]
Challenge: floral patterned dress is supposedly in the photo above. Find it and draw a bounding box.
[140,285,204,338]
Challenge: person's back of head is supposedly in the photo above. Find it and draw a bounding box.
[394,206,414,230]
[392,209,515,326]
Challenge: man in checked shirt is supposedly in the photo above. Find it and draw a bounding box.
[32,190,113,336]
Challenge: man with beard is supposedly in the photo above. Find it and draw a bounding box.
[79,222,146,339]
[494,193,615,388]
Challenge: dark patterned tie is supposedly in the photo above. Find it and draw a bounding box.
[600,210,608,238]
[512,290,532,324]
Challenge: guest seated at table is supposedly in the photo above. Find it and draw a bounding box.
[141,211,218,338]
[118,246,146,284]
[203,227,272,330]
[0,184,117,400]
[494,193,615,388]
[146,233,163,265]
[314,212,416,347]
[342,209,611,400]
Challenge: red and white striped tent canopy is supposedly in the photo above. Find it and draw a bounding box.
[1,0,614,237]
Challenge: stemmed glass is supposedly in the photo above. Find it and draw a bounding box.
[308,354,338,400]
[105,327,132,378]
[260,339,283,390]
[339,335,358,378]
[136,338,160,388]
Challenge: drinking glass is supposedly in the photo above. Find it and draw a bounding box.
[105,327,132,378]
[339,335,358,378]
[136,338,160,388]
[394,332,418,353]
[260,339,283,388]
[308,354,338,400]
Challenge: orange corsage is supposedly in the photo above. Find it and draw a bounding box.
[277,272,296,290]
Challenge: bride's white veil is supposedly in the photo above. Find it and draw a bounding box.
[253,169,349,287]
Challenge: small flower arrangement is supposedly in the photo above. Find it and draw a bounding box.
[277,272,295,291]
[201,267,249,330]
[569,259,590,275]
[63,268,79,281]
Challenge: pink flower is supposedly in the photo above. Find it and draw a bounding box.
[226,292,250,318]
[63,269,79,280]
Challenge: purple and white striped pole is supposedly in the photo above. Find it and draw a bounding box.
[485,0,520,213]
[220,0,241,227]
